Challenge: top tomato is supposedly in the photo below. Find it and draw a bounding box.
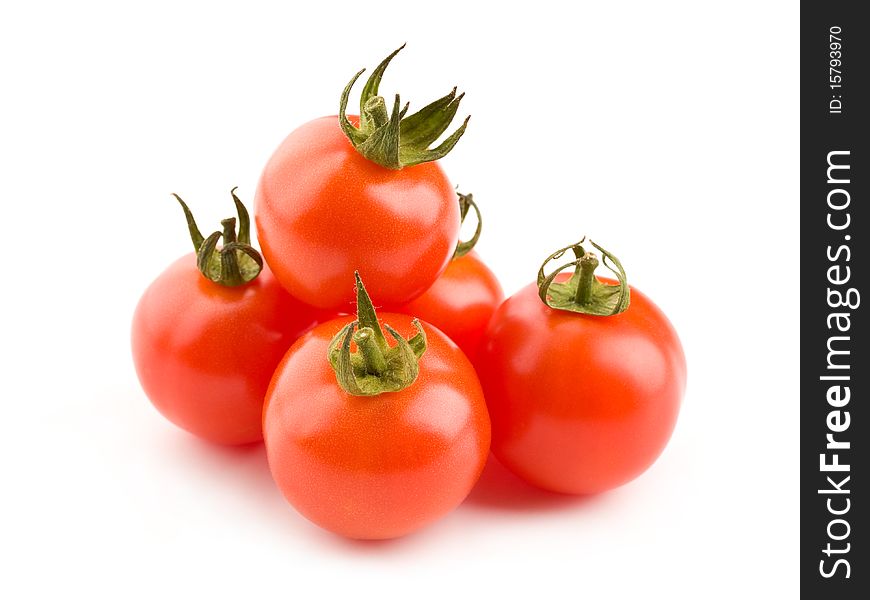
[254,46,469,309]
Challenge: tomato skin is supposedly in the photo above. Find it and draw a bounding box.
[477,280,686,495]
[255,116,459,310]
[263,314,491,539]
[386,251,504,362]
[131,254,327,445]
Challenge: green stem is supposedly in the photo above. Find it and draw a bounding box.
[338,45,469,169]
[327,272,428,396]
[537,238,631,316]
[173,190,263,287]
[363,96,390,129]
[353,327,387,375]
[221,218,237,244]
[218,218,242,286]
[573,252,599,305]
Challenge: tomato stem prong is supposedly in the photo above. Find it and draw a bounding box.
[453,191,483,259]
[173,193,205,252]
[230,186,253,245]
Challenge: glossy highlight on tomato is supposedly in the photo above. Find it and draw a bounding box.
[478,277,686,495]
[132,256,326,445]
[263,313,491,539]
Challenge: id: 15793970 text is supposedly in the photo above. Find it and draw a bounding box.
[829,26,843,114]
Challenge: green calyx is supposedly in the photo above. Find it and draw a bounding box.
[173,187,263,287]
[537,238,630,316]
[327,272,427,396]
[339,44,470,170]
[453,190,482,258]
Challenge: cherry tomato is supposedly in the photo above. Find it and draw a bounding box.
[132,191,330,445]
[255,47,469,310]
[263,311,491,539]
[255,115,458,310]
[132,256,325,445]
[387,251,503,361]
[478,270,686,495]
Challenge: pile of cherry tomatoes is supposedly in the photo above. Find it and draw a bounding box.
[132,47,686,540]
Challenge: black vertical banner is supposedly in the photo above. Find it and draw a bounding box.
[801,2,868,596]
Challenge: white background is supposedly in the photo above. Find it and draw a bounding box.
[0,1,798,598]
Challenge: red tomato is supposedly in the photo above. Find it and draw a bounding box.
[263,314,491,539]
[132,256,326,445]
[478,278,686,495]
[255,115,459,310]
[387,251,503,361]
